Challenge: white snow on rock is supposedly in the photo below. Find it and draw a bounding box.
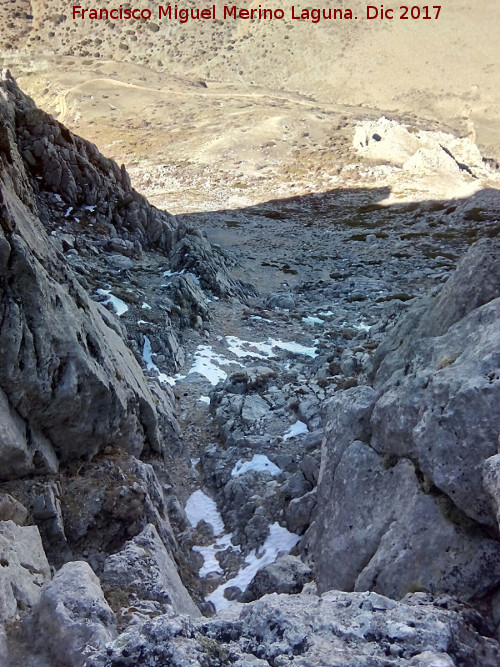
[163,268,200,285]
[231,454,282,477]
[302,316,325,326]
[141,302,152,310]
[199,396,210,404]
[194,533,239,578]
[188,346,233,385]
[250,315,272,323]
[96,289,129,316]
[225,336,272,360]
[207,523,300,611]
[341,321,372,332]
[283,421,309,440]
[157,372,186,386]
[186,493,243,581]
[185,490,225,536]
[269,338,318,358]
[225,336,318,360]
[142,336,185,386]
[142,336,157,372]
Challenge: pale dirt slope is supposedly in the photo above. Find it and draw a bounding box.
[1,0,499,159]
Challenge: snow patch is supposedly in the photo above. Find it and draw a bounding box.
[189,346,232,385]
[225,336,318,360]
[142,336,185,386]
[163,268,200,285]
[302,316,325,326]
[270,338,318,358]
[283,421,308,440]
[142,336,157,372]
[185,490,225,536]
[207,523,300,611]
[231,454,282,477]
[96,289,129,316]
[194,533,239,578]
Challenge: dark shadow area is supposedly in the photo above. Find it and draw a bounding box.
[175,186,500,299]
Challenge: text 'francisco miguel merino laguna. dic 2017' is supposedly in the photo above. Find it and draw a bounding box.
[72,5,442,23]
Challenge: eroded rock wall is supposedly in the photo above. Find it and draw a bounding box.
[312,239,500,602]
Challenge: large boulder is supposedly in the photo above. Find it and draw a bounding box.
[29,561,116,667]
[0,520,51,623]
[101,524,200,618]
[311,239,500,601]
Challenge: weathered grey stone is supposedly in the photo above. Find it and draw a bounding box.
[373,238,500,385]
[241,395,271,424]
[407,651,455,666]
[0,520,51,622]
[315,440,500,600]
[30,561,116,667]
[0,492,28,525]
[102,524,200,617]
[241,555,312,602]
[285,489,317,534]
[265,292,295,310]
[312,241,500,602]
[0,624,8,667]
[483,454,500,529]
[368,299,500,528]
[316,385,377,518]
[86,590,500,666]
[0,387,31,481]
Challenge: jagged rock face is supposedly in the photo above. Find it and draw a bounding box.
[0,71,254,481]
[101,524,201,619]
[0,161,165,475]
[86,590,500,666]
[311,239,500,601]
[0,520,51,623]
[0,72,182,478]
[29,561,117,667]
[1,70,179,251]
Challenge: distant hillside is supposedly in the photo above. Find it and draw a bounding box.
[1,0,499,154]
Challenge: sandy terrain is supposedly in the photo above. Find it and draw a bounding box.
[0,0,499,176]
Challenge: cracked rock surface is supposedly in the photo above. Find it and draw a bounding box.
[1,71,500,665]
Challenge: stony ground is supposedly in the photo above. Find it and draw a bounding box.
[69,116,498,611]
[1,61,500,665]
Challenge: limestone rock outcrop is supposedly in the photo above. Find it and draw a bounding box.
[101,524,200,618]
[0,520,51,623]
[311,238,500,603]
[353,117,486,178]
[0,69,252,480]
[87,590,500,666]
[29,561,117,667]
[0,74,174,478]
